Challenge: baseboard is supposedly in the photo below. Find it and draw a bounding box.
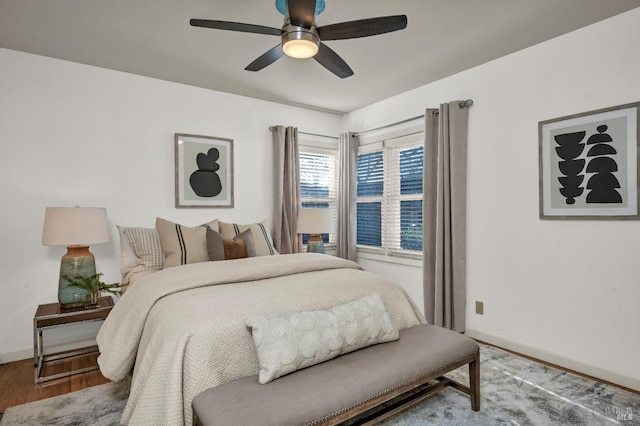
[465,328,640,393]
[1,338,97,365]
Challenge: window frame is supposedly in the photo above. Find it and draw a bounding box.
[298,137,339,250]
[356,126,424,261]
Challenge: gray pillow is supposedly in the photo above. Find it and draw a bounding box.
[245,293,399,384]
[206,228,256,261]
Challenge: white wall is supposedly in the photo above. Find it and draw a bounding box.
[347,8,640,391]
[0,48,341,362]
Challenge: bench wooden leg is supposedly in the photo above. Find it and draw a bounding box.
[469,352,481,411]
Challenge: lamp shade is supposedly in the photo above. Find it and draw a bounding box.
[42,207,110,246]
[297,208,332,234]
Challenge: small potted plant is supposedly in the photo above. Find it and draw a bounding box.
[62,273,121,306]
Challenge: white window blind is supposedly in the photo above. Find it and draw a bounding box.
[357,132,423,259]
[356,150,384,249]
[299,146,338,245]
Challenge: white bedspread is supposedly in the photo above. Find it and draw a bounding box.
[97,253,425,425]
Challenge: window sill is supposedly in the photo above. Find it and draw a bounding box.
[356,251,422,268]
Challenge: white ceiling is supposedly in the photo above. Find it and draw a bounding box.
[1,1,639,114]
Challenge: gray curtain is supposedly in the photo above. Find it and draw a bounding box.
[423,101,469,332]
[271,125,302,254]
[337,132,358,261]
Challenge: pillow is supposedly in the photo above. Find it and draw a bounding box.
[206,228,256,261]
[155,217,219,269]
[245,293,399,384]
[117,225,138,280]
[218,220,278,256]
[117,225,163,285]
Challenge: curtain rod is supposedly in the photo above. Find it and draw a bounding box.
[269,126,338,140]
[353,99,474,137]
[353,115,423,137]
[299,131,338,140]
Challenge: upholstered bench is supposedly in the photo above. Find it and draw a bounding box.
[192,324,480,426]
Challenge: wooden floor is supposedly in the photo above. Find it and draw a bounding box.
[0,353,110,415]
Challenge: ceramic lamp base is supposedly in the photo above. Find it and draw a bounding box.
[58,245,95,308]
[306,234,325,254]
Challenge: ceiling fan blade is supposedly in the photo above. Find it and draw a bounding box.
[317,15,407,40]
[190,19,281,36]
[313,42,353,79]
[287,0,316,28]
[245,45,285,71]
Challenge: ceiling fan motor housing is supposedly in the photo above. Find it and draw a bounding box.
[281,21,320,58]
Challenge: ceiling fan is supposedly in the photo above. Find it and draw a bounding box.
[190,0,407,78]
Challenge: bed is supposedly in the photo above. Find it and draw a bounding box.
[98,220,425,425]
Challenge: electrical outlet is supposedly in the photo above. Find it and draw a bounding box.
[475,301,484,315]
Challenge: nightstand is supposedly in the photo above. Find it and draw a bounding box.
[33,296,114,384]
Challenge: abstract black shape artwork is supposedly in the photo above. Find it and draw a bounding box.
[584,125,622,204]
[554,131,585,204]
[190,148,223,197]
[539,101,639,219]
[553,125,623,205]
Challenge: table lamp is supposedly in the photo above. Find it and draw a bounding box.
[297,208,332,254]
[42,207,110,308]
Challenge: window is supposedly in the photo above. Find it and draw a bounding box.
[299,143,338,246]
[356,151,383,246]
[356,132,423,258]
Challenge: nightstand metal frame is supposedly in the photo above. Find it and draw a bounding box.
[33,296,114,384]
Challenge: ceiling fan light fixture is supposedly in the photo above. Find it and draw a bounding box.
[282,28,320,59]
[283,38,319,58]
[190,8,407,78]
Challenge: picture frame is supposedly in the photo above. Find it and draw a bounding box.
[175,133,234,208]
[539,102,639,219]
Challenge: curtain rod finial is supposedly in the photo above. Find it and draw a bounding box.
[459,99,474,109]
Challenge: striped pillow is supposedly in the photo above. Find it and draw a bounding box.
[118,226,163,284]
[155,217,220,269]
[117,225,140,280]
[218,220,278,256]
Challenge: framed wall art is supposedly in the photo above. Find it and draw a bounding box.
[175,133,234,208]
[539,102,639,219]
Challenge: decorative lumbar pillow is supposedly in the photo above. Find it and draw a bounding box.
[206,228,256,261]
[118,225,163,285]
[155,217,219,269]
[245,293,399,384]
[218,220,278,256]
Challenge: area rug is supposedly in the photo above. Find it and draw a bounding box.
[2,346,639,425]
[0,376,130,426]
